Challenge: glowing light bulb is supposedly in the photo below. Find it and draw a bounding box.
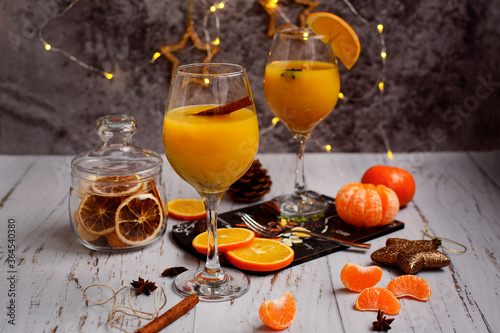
[338,92,344,99]
[104,72,113,80]
[324,144,332,152]
[210,6,216,12]
[272,117,280,126]
[381,51,387,59]
[377,24,384,34]
[217,2,225,9]
[44,43,51,51]
[152,52,161,62]
[204,78,210,84]
[387,150,394,160]
[267,0,278,9]
[212,37,220,45]
[303,32,309,39]
[378,81,384,92]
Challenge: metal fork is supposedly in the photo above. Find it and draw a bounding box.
[241,213,370,249]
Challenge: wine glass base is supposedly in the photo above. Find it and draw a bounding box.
[173,268,250,302]
[272,191,328,218]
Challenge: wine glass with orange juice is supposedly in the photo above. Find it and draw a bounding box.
[163,63,259,301]
[264,14,360,217]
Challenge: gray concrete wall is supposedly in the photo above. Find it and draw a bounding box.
[1,0,499,156]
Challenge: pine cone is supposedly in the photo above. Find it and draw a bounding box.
[227,159,272,203]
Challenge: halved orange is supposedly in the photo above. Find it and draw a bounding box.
[91,175,144,196]
[167,198,206,221]
[355,287,401,315]
[387,275,431,301]
[192,228,255,254]
[306,12,361,69]
[77,194,122,235]
[115,193,164,245]
[259,292,297,330]
[225,238,294,272]
[340,263,383,292]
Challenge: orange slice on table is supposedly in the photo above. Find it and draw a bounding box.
[387,275,431,301]
[355,287,401,315]
[225,238,294,272]
[259,292,297,330]
[77,194,122,235]
[115,193,164,246]
[192,228,255,254]
[91,175,144,196]
[306,12,361,70]
[340,263,383,292]
[168,198,206,221]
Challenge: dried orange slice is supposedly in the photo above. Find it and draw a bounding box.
[355,287,401,315]
[192,228,255,254]
[306,12,361,69]
[115,193,164,245]
[77,194,122,235]
[107,231,130,248]
[167,198,206,221]
[387,275,431,301]
[225,238,294,272]
[340,263,383,292]
[259,292,297,330]
[91,175,144,196]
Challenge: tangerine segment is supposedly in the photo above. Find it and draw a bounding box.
[340,263,383,292]
[387,275,431,301]
[167,198,206,221]
[77,194,122,235]
[115,193,164,246]
[91,175,144,196]
[259,292,297,330]
[192,228,255,254]
[225,238,294,272]
[306,12,361,70]
[355,287,401,315]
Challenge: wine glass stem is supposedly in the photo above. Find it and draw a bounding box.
[293,132,310,198]
[200,193,225,280]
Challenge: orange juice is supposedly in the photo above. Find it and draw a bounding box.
[163,105,259,194]
[264,60,340,134]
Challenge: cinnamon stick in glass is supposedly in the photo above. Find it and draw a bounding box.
[195,96,253,116]
[137,294,199,333]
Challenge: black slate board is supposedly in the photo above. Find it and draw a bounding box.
[172,196,404,276]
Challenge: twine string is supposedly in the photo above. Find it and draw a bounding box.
[83,284,167,333]
[423,221,467,254]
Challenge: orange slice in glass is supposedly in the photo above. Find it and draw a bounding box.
[225,238,294,272]
[192,228,255,254]
[387,275,431,301]
[167,198,206,221]
[355,287,401,315]
[340,263,383,292]
[115,193,164,246]
[259,292,297,330]
[77,194,122,235]
[91,175,144,196]
[306,12,361,69]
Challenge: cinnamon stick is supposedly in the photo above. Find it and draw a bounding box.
[137,294,199,333]
[195,96,253,116]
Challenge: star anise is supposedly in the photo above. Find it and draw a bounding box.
[161,266,188,277]
[373,310,395,331]
[130,277,157,296]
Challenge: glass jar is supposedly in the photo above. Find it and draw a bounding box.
[69,114,166,251]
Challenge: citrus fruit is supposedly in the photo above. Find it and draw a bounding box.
[106,232,130,248]
[340,263,383,292]
[355,287,401,315]
[361,166,416,207]
[192,228,255,254]
[167,198,206,221]
[77,194,122,235]
[259,292,297,330]
[115,193,164,246]
[306,12,361,69]
[225,238,294,272]
[76,220,101,243]
[335,183,400,227]
[387,275,431,301]
[91,175,144,196]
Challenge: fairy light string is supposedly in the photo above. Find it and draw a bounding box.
[37,0,391,156]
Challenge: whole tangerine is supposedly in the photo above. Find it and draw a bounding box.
[361,166,415,207]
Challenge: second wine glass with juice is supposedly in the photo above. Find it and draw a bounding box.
[264,28,340,217]
[163,63,259,301]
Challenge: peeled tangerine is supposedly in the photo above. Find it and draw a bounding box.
[335,183,399,228]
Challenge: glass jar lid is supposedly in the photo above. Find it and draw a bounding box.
[71,114,162,180]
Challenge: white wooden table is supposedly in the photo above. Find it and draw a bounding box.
[1,152,499,333]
